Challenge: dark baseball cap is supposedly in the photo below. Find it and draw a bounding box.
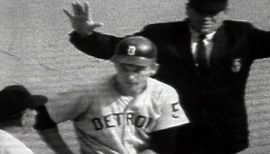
[188,0,228,14]
[111,36,157,67]
[0,85,48,121]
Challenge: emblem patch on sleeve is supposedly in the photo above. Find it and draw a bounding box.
[231,58,242,73]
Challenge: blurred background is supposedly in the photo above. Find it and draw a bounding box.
[0,0,269,153]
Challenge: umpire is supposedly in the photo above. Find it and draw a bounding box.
[63,0,270,153]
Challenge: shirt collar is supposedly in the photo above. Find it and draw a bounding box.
[189,27,216,41]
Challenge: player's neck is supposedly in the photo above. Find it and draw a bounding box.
[114,79,147,97]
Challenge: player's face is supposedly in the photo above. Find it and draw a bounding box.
[186,6,227,34]
[114,62,156,95]
[21,109,37,127]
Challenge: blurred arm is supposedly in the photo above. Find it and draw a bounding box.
[34,105,74,154]
[69,31,121,59]
[37,127,75,154]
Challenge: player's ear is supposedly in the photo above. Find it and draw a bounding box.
[149,63,159,76]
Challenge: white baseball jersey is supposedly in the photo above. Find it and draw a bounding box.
[46,76,189,154]
[0,130,34,154]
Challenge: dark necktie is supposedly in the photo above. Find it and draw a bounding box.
[195,34,207,68]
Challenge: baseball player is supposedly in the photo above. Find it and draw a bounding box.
[0,85,48,154]
[35,36,189,154]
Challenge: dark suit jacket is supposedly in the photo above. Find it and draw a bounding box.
[69,19,270,153]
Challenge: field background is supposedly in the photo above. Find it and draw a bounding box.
[0,0,270,153]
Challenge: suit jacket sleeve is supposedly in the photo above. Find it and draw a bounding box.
[248,24,270,59]
[69,31,122,60]
[68,22,173,60]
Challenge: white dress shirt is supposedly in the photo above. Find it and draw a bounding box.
[0,130,34,154]
[190,28,216,66]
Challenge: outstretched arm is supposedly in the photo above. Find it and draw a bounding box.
[34,105,75,154]
[38,127,73,154]
[35,90,92,154]
[38,127,75,154]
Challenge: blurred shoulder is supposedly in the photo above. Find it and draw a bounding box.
[148,78,178,95]
[0,130,19,144]
[50,75,115,101]
[0,130,10,139]
[223,19,253,28]
[222,19,256,36]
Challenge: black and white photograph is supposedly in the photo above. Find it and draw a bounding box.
[0,0,270,153]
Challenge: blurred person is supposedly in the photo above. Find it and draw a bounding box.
[0,85,48,154]
[35,36,189,154]
[62,0,270,153]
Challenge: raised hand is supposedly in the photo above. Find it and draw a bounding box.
[63,1,104,36]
